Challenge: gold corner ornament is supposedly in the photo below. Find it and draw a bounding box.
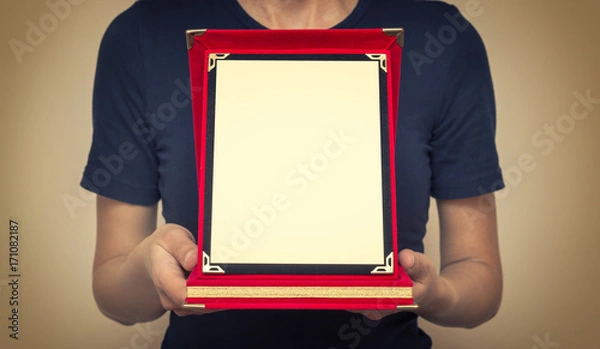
[366,54,388,73]
[202,251,225,274]
[208,53,231,72]
[383,28,405,48]
[186,29,207,50]
[370,252,394,274]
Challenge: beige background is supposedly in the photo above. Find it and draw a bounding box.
[0,0,598,348]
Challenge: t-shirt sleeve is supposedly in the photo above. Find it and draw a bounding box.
[430,7,504,199]
[80,3,160,205]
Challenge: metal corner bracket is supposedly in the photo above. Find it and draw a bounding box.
[383,28,405,48]
[370,252,394,274]
[186,29,207,50]
[202,251,225,274]
[181,301,206,310]
[396,304,419,312]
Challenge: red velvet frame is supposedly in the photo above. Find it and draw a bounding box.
[184,29,413,310]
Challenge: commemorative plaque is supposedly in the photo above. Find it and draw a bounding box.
[183,28,415,310]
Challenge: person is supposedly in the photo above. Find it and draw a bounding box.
[81,0,504,348]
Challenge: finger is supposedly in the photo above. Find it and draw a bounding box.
[399,248,416,270]
[347,308,399,321]
[153,254,219,317]
[399,249,432,284]
[172,305,220,317]
[362,309,396,320]
[156,225,198,271]
[151,249,189,311]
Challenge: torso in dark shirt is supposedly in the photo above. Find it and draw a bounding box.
[82,0,503,347]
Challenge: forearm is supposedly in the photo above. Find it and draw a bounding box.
[417,259,502,328]
[93,238,165,325]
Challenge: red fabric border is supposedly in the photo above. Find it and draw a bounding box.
[186,29,412,309]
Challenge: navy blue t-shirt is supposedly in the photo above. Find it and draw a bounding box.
[81,0,504,348]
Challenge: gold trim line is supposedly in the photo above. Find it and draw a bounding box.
[186,29,207,50]
[382,28,405,48]
[187,286,412,299]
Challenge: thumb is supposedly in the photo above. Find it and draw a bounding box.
[158,224,198,272]
[399,249,431,284]
[181,247,198,272]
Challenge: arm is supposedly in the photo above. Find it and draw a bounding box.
[400,193,502,328]
[92,195,201,325]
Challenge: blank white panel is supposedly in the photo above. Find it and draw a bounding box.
[209,59,385,265]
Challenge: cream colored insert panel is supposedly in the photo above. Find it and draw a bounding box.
[210,59,385,265]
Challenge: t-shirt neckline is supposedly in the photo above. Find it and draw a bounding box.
[226,0,370,29]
